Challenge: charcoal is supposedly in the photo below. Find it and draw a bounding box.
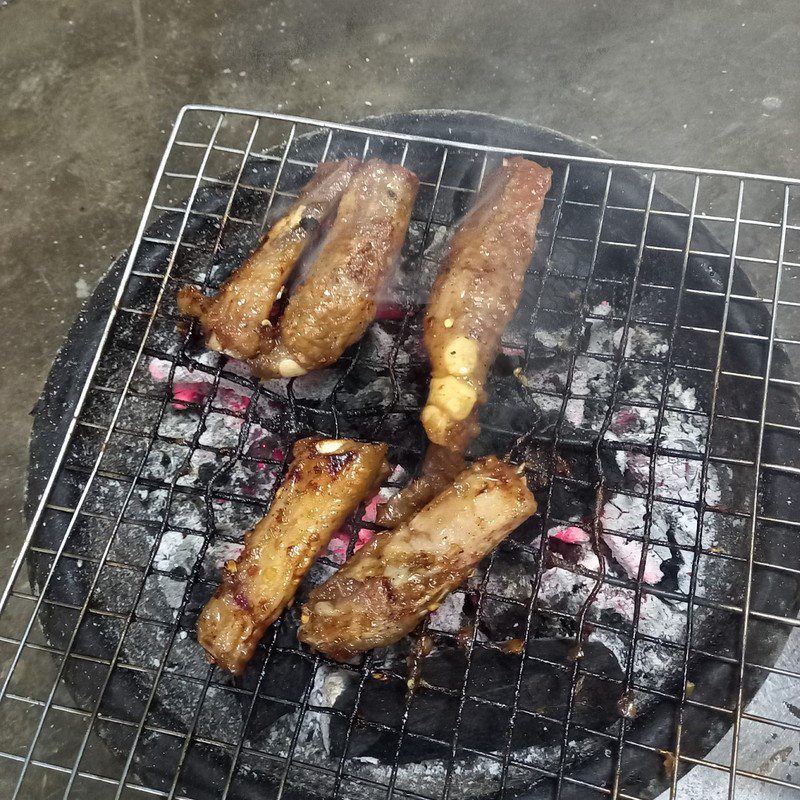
[234,643,314,740]
[329,639,622,763]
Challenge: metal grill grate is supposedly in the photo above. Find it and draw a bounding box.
[1,106,799,800]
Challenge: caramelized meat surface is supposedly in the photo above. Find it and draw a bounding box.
[197,437,388,674]
[299,457,536,660]
[251,159,419,379]
[376,157,551,529]
[177,159,357,360]
[374,444,463,529]
[421,157,552,450]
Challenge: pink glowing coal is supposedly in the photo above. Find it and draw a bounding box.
[148,356,252,412]
[548,525,591,545]
[602,531,663,584]
[610,407,639,436]
[548,523,662,585]
[375,302,407,321]
[325,492,387,559]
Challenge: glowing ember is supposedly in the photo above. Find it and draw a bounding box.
[148,355,252,412]
[327,525,376,560]
[326,492,389,559]
[548,525,591,544]
[602,529,663,584]
[610,407,640,435]
[324,467,405,562]
[375,302,406,321]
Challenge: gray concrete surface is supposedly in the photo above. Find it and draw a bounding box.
[0,1,799,797]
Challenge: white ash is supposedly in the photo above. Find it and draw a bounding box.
[363,323,413,367]
[309,666,350,756]
[511,304,723,686]
[153,530,203,574]
[534,326,567,350]
[428,589,469,634]
[205,538,244,568]
[148,351,251,393]
[601,495,667,585]
[614,323,669,359]
[423,223,451,261]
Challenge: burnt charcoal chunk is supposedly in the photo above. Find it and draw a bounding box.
[329,639,622,763]
[234,644,313,739]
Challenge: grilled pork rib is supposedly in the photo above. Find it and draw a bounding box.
[299,457,536,660]
[197,437,388,674]
[250,159,419,379]
[421,156,551,448]
[377,157,551,528]
[177,159,358,360]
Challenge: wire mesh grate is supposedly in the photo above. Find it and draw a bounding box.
[1,106,799,800]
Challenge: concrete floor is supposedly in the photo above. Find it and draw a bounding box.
[0,1,799,797]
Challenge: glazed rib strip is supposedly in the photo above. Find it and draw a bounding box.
[421,156,552,449]
[250,159,419,379]
[177,159,358,360]
[376,157,551,529]
[197,437,389,674]
[299,457,536,661]
[375,443,463,529]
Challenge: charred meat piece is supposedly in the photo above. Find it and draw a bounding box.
[375,444,464,529]
[299,457,536,660]
[177,159,358,360]
[376,158,551,529]
[197,437,389,674]
[250,159,419,379]
[421,156,551,450]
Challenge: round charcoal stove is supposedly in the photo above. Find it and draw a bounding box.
[26,111,800,800]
